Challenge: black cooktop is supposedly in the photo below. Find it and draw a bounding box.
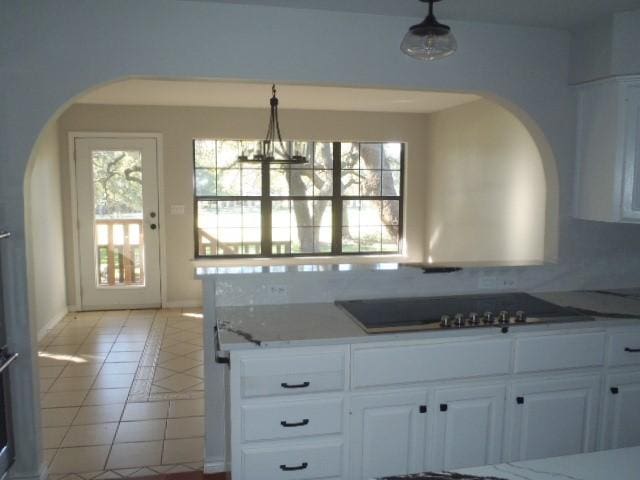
[335,292,589,333]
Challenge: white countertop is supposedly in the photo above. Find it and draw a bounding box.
[216,290,640,354]
[456,446,640,479]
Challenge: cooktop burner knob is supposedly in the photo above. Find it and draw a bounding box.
[515,310,526,323]
[454,313,465,327]
[498,310,509,324]
[483,311,494,324]
[468,312,479,325]
[440,315,452,328]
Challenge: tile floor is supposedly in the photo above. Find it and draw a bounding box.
[38,308,208,480]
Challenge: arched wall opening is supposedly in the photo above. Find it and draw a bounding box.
[23,77,559,325]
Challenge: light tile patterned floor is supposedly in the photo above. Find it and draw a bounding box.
[38,309,206,479]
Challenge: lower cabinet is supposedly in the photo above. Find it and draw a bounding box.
[430,384,505,471]
[349,384,506,479]
[601,371,640,449]
[240,439,344,480]
[350,390,428,480]
[505,374,601,462]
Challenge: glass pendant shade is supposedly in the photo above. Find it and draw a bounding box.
[401,28,457,60]
[401,0,457,61]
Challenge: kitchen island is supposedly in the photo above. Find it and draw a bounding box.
[374,445,640,479]
[203,279,640,479]
[457,445,640,479]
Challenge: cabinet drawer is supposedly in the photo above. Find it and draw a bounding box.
[241,397,343,442]
[352,339,511,388]
[514,332,605,373]
[241,440,343,480]
[240,349,346,398]
[608,332,640,366]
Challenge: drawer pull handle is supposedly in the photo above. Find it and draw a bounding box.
[281,381,310,389]
[280,462,308,471]
[281,419,309,428]
[624,347,640,353]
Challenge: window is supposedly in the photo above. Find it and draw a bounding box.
[194,139,404,258]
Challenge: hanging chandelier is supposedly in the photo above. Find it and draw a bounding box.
[238,84,307,164]
[401,0,457,61]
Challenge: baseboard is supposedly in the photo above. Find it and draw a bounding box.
[8,463,48,480]
[37,307,68,341]
[203,460,228,474]
[163,300,203,309]
[67,304,81,312]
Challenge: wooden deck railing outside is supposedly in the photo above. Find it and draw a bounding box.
[96,219,144,286]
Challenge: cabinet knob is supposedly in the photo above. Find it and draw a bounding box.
[610,387,620,395]
[419,405,427,414]
[440,404,448,412]
[516,396,525,405]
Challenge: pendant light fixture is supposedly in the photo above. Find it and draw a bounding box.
[401,0,457,61]
[238,84,307,164]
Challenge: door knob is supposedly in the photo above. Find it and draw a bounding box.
[150,212,156,218]
[150,224,157,230]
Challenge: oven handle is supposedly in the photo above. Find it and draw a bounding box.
[0,350,18,375]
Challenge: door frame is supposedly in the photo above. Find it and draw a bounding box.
[67,131,166,310]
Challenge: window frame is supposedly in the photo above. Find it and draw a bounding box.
[193,140,405,259]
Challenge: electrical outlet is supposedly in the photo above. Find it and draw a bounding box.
[498,275,518,289]
[268,284,289,301]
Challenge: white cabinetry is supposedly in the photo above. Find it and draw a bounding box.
[574,76,640,222]
[602,372,640,449]
[350,390,428,480]
[430,384,505,471]
[227,326,640,480]
[506,375,601,462]
[230,345,348,480]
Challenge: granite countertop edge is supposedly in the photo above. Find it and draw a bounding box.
[215,289,640,354]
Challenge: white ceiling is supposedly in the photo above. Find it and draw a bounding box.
[77,79,481,114]
[181,0,640,30]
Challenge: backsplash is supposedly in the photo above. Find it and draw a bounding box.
[211,250,640,307]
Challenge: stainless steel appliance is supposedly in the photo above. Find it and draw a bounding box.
[0,231,17,479]
[336,292,593,334]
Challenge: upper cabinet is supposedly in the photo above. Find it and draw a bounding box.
[574,76,640,222]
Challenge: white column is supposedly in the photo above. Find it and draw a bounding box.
[202,277,229,473]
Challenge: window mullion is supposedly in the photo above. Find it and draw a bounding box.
[261,159,271,256]
[332,142,342,255]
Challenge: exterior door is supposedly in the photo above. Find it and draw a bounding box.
[602,372,640,449]
[431,384,505,471]
[350,390,427,480]
[75,137,161,309]
[506,375,600,462]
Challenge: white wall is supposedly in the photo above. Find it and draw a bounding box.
[2,1,640,476]
[25,120,67,337]
[424,100,546,264]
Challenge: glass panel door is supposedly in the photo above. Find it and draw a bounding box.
[75,137,161,309]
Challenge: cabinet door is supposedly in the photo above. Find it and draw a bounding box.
[350,390,427,480]
[506,375,601,462]
[430,384,506,471]
[622,84,640,220]
[602,372,640,449]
